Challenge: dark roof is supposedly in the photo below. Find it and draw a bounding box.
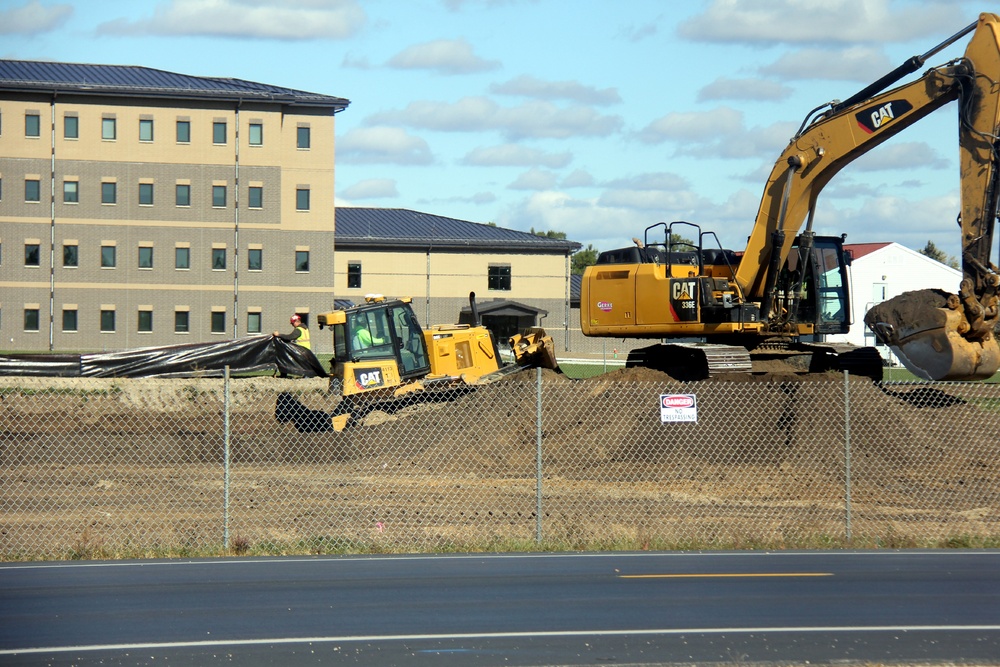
[459,299,549,318]
[0,60,348,110]
[335,207,581,253]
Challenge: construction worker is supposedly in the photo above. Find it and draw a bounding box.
[274,314,311,349]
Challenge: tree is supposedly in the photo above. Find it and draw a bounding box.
[571,244,599,275]
[530,227,567,240]
[918,240,959,270]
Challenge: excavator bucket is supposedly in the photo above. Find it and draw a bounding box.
[864,289,1000,380]
[509,328,559,370]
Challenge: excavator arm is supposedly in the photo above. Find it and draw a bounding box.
[866,13,1000,379]
[737,12,1000,380]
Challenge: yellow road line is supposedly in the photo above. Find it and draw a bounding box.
[619,572,833,579]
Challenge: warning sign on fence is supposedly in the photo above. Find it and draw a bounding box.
[660,393,697,423]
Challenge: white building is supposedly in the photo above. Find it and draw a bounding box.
[829,242,962,360]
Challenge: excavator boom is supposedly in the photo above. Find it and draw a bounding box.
[863,13,1000,379]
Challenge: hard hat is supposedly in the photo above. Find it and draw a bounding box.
[290,314,301,325]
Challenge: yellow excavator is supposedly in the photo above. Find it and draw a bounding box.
[314,293,557,429]
[581,12,1000,382]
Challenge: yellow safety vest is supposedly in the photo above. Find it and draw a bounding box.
[295,325,311,350]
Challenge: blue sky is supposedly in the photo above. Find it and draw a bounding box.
[1,0,985,260]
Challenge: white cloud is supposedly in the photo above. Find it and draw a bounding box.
[508,169,560,191]
[491,75,621,105]
[813,192,963,258]
[760,46,892,82]
[443,0,535,10]
[848,141,949,172]
[678,0,963,45]
[422,191,498,205]
[638,108,796,160]
[697,77,792,102]
[604,172,690,191]
[637,106,744,144]
[337,126,433,165]
[96,0,365,40]
[562,169,595,188]
[618,18,660,43]
[461,144,572,168]
[368,96,623,140]
[386,38,499,75]
[0,1,72,35]
[339,178,399,200]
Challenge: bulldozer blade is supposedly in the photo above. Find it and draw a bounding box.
[864,289,1000,380]
[509,328,559,370]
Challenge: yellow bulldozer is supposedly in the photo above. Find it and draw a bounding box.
[313,292,558,430]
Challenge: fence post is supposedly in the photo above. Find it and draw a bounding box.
[223,366,231,549]
[535,366,543,543]
[844,369,852,543]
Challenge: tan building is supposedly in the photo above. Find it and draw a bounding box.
[332,207,580,353]
[0,60,348,353]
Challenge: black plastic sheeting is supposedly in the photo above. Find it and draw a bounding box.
[0,335,328,378]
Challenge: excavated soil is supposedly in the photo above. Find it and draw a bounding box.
[2,366,999,554]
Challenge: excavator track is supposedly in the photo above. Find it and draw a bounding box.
[626,342,751,380]
[627,341,883,381]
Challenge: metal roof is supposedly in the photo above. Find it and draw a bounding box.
[0,59,349,110]
[335,207,581,253]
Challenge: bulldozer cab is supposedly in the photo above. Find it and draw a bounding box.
[331,300,431,380]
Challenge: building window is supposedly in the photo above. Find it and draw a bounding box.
[138,246,154,269]
[174,310,190,333]
[248,123,263,146]
[212,247,226,270]
[248,248,263,271]
[488,264,511,291]
[211,310,226,334]
[248,186,263,209]
[102,181,117,204]
[24,308,40,332]
[247,311,262,334]
[175,246,190,269]
[101,244,117,268]
[62,308,78,332]
[64,115,79,139]
[295,250,310,272]
[213,121,226,144]
[347,262,362,289]
[100,308,116,333]
[139,183,154,206]
[212,185,226,207]
[139,118,153,142]
[296,188,310,211]
[102,117,116,140]
[138,310,153,333]
[176,184,190,206]
[63,181,79,203]
[297,126,310,149]
[63,243,78,267]
[24,243,40,267]
[176,120,190,143]
[25,113,40,138]
[25,179,40,202]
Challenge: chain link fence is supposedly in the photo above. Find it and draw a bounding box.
[2,371,998,559]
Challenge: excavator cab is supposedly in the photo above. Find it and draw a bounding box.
[772,235,852,336]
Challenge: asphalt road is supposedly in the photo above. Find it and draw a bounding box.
[2,550,999,666]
